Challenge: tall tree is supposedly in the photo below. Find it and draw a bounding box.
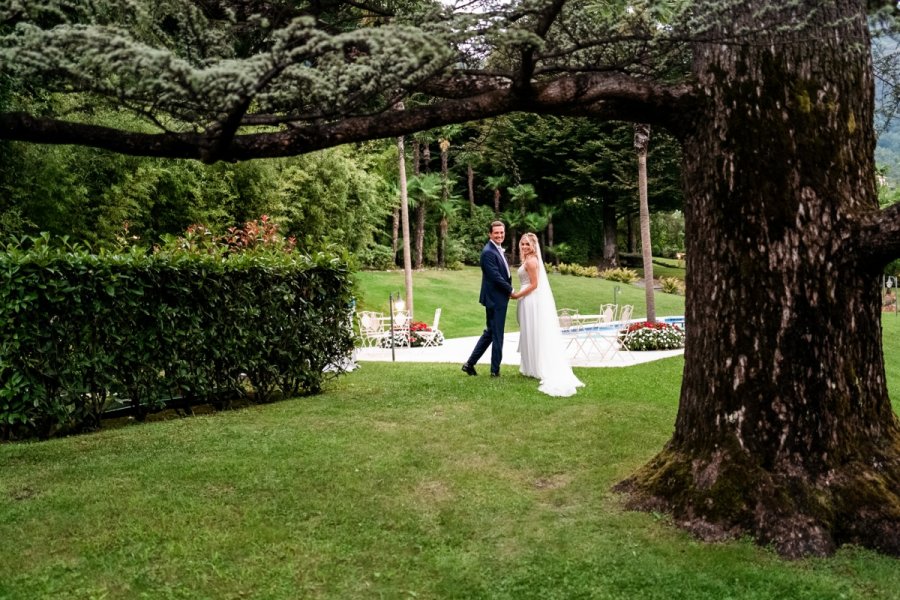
[434,196,461,267]
[507,183,538,264]
[406,170,442,266]
[397,134,414,316]
[466,163,475,213]
[436,124,461,267]
[485,175,508,216]
[411,133,433,268]
[634,123,656,322]
[2,0,899,557]
[540,205,556,249]
[489,114,681,267]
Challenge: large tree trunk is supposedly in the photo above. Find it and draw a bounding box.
[617,2,900,558]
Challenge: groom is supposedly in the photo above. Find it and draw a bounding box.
[462,221,513,377]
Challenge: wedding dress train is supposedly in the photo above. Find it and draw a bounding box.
[517,261,584,397]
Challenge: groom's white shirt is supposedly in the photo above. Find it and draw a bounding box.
[491,241,510,277]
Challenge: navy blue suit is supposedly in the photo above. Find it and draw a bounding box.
[466,241,513,375]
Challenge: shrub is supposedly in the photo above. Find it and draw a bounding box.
[358,244,395,270]
[659,276,685,295]
[546,241,573,264]
[599,267,639,283]
[557,262,600,278]
[0,231,354,440]
[619,321,685,351]
[443,239,469,270]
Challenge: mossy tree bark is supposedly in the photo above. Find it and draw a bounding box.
[616,1,900,557]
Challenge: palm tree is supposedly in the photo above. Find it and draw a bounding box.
[498,208,518,265]
[436,125,463,267]
[407,172,442,267]
[387,182,401,264]
[507,183,538,263]
[523,211,550,248]
[435,196,463,267]
[411,131,434,268]
[456,145,483,215]
[540,204,556,249]
[634,123,655,323]
[485,174,508,216]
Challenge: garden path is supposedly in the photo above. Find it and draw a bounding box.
[355,331,684,368]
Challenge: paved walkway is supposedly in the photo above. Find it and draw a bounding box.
[356,331,683,368]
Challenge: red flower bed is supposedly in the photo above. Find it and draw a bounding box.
[409,321,431,332]
[623,321,678,334]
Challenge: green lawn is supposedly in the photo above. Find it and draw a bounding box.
[639,256,688,280]
[2,271,898,599]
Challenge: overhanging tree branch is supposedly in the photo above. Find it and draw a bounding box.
[0,75,691,161]
[0,112,206,159]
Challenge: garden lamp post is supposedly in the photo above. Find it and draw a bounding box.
[389,292,396,361]
[389,292,405,362]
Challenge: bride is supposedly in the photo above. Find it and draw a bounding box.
[511,233,584,397]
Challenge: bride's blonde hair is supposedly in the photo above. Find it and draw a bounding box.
[521,232,540,261]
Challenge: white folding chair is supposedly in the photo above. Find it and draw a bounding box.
[357,311,389,347]
[599,305,636,362]
[617,304,634,325]
[598,303,618,323]
[390,309,412,347]
[419,308,443,347]
[557,308,579,328]
[559,309,601,359]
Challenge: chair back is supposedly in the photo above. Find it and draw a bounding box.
[431,308,442,331]
[599,303,617,323]
[393,309,410,327]
[618,304,634,323]
[557,308,578,328]
[359,311,384,334]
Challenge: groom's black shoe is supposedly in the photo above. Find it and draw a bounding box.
[461,363,477,376]
[490,372,500,378]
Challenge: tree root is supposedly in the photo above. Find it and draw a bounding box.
[613,444,900,558]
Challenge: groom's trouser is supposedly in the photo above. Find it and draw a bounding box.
[466,303,508,374]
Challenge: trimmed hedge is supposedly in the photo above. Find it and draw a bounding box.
[0,236,354,440]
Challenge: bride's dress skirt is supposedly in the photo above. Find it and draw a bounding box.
[517,268,584,397]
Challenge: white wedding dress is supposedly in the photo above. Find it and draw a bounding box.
[517,258,584,397]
